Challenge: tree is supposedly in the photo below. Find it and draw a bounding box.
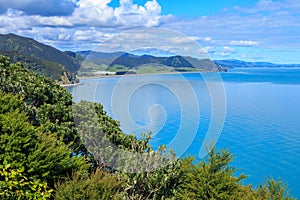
[0,92,88,190]
[255,178,296,200]
[176,146,248,199]
[0,55,81,153]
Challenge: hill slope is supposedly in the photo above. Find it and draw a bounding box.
[0,33,80,82]
[76,51,219,72]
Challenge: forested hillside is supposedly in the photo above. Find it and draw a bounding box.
[0,33,80,83]
[0,55,295,199]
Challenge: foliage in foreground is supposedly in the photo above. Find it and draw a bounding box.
[0,92,88,183]
[53,145,296,200]
[54,169,124,200]
[176,147,247,199]
[0,55,296,199]
[0,161,52,200]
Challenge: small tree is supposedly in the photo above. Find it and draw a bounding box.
[0,92,88,189]
[255,178,296,200]
[176,146,247,199]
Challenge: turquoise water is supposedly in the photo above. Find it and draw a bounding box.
[68,68,300,198]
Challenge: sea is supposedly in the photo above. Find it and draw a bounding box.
[67,68,300,198]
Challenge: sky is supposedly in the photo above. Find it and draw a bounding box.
[0,0,300,63]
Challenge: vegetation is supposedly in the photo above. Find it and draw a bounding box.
[54,170,124,200]
[135,65,201,74]
[106,64,131,72]
[135,65,174,74]
[0,54,296,199]
[0,33,80,83]
[0,160,52,200]
[65,51,108,73]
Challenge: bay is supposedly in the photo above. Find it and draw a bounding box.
[68,68,300,198]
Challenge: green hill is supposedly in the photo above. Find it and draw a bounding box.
[75,51,219,74]
[0,33,80,83]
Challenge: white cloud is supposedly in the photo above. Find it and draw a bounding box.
[0,12,73,32]
[168,36,193,44]
[0,0,164,29]
[114,0,161,27]
[236,0,300,14]
[57,32,71,40]
[230,40,260,46]
[33,16,73,26]
[77,0,111,9]
[164,0,300,50]
[214,46,236,57]
[204,37,212,42]
[205,46,216,53]
[1,0,300,63]
[0,0,165,51]
[222,46,236,53]
[71,0,116,26]
[67,0,162,27]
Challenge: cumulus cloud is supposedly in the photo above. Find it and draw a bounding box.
[0,0,163,28]
[114,0,161,27]
[1,0,300,63]
[0,0,165,50]
[66,0,162,27]
[71,0,116,26]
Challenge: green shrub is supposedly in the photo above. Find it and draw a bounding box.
[0,161,52,200]
[54,169,124,200]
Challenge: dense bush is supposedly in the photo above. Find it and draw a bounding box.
[0,92,88,188]
[0,161,52,200]
[54,170,124,200]
[0,55,81,152]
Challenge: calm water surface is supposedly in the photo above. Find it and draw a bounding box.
[68,68,300,198]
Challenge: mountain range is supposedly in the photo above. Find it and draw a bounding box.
[78,51,300,72]
[76,51,220,72]
[214,59,300,68]
[0,33,299,82]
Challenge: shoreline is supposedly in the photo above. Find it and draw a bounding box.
[77,70,217,80]
[60,82,83,87]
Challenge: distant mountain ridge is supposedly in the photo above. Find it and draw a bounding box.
[0,33,80,82]
[76,51,126,66]
[77,51,219,72]
[215,59,300,68]
[77,50,300,70]
[2,33,298,82]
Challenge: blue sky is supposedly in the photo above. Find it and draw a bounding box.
[0,0,299,63]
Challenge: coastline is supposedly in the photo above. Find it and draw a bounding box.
[60,82,83,87]
[77,70,217,80]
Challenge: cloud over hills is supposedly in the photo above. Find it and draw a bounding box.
[0,0,299,63]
